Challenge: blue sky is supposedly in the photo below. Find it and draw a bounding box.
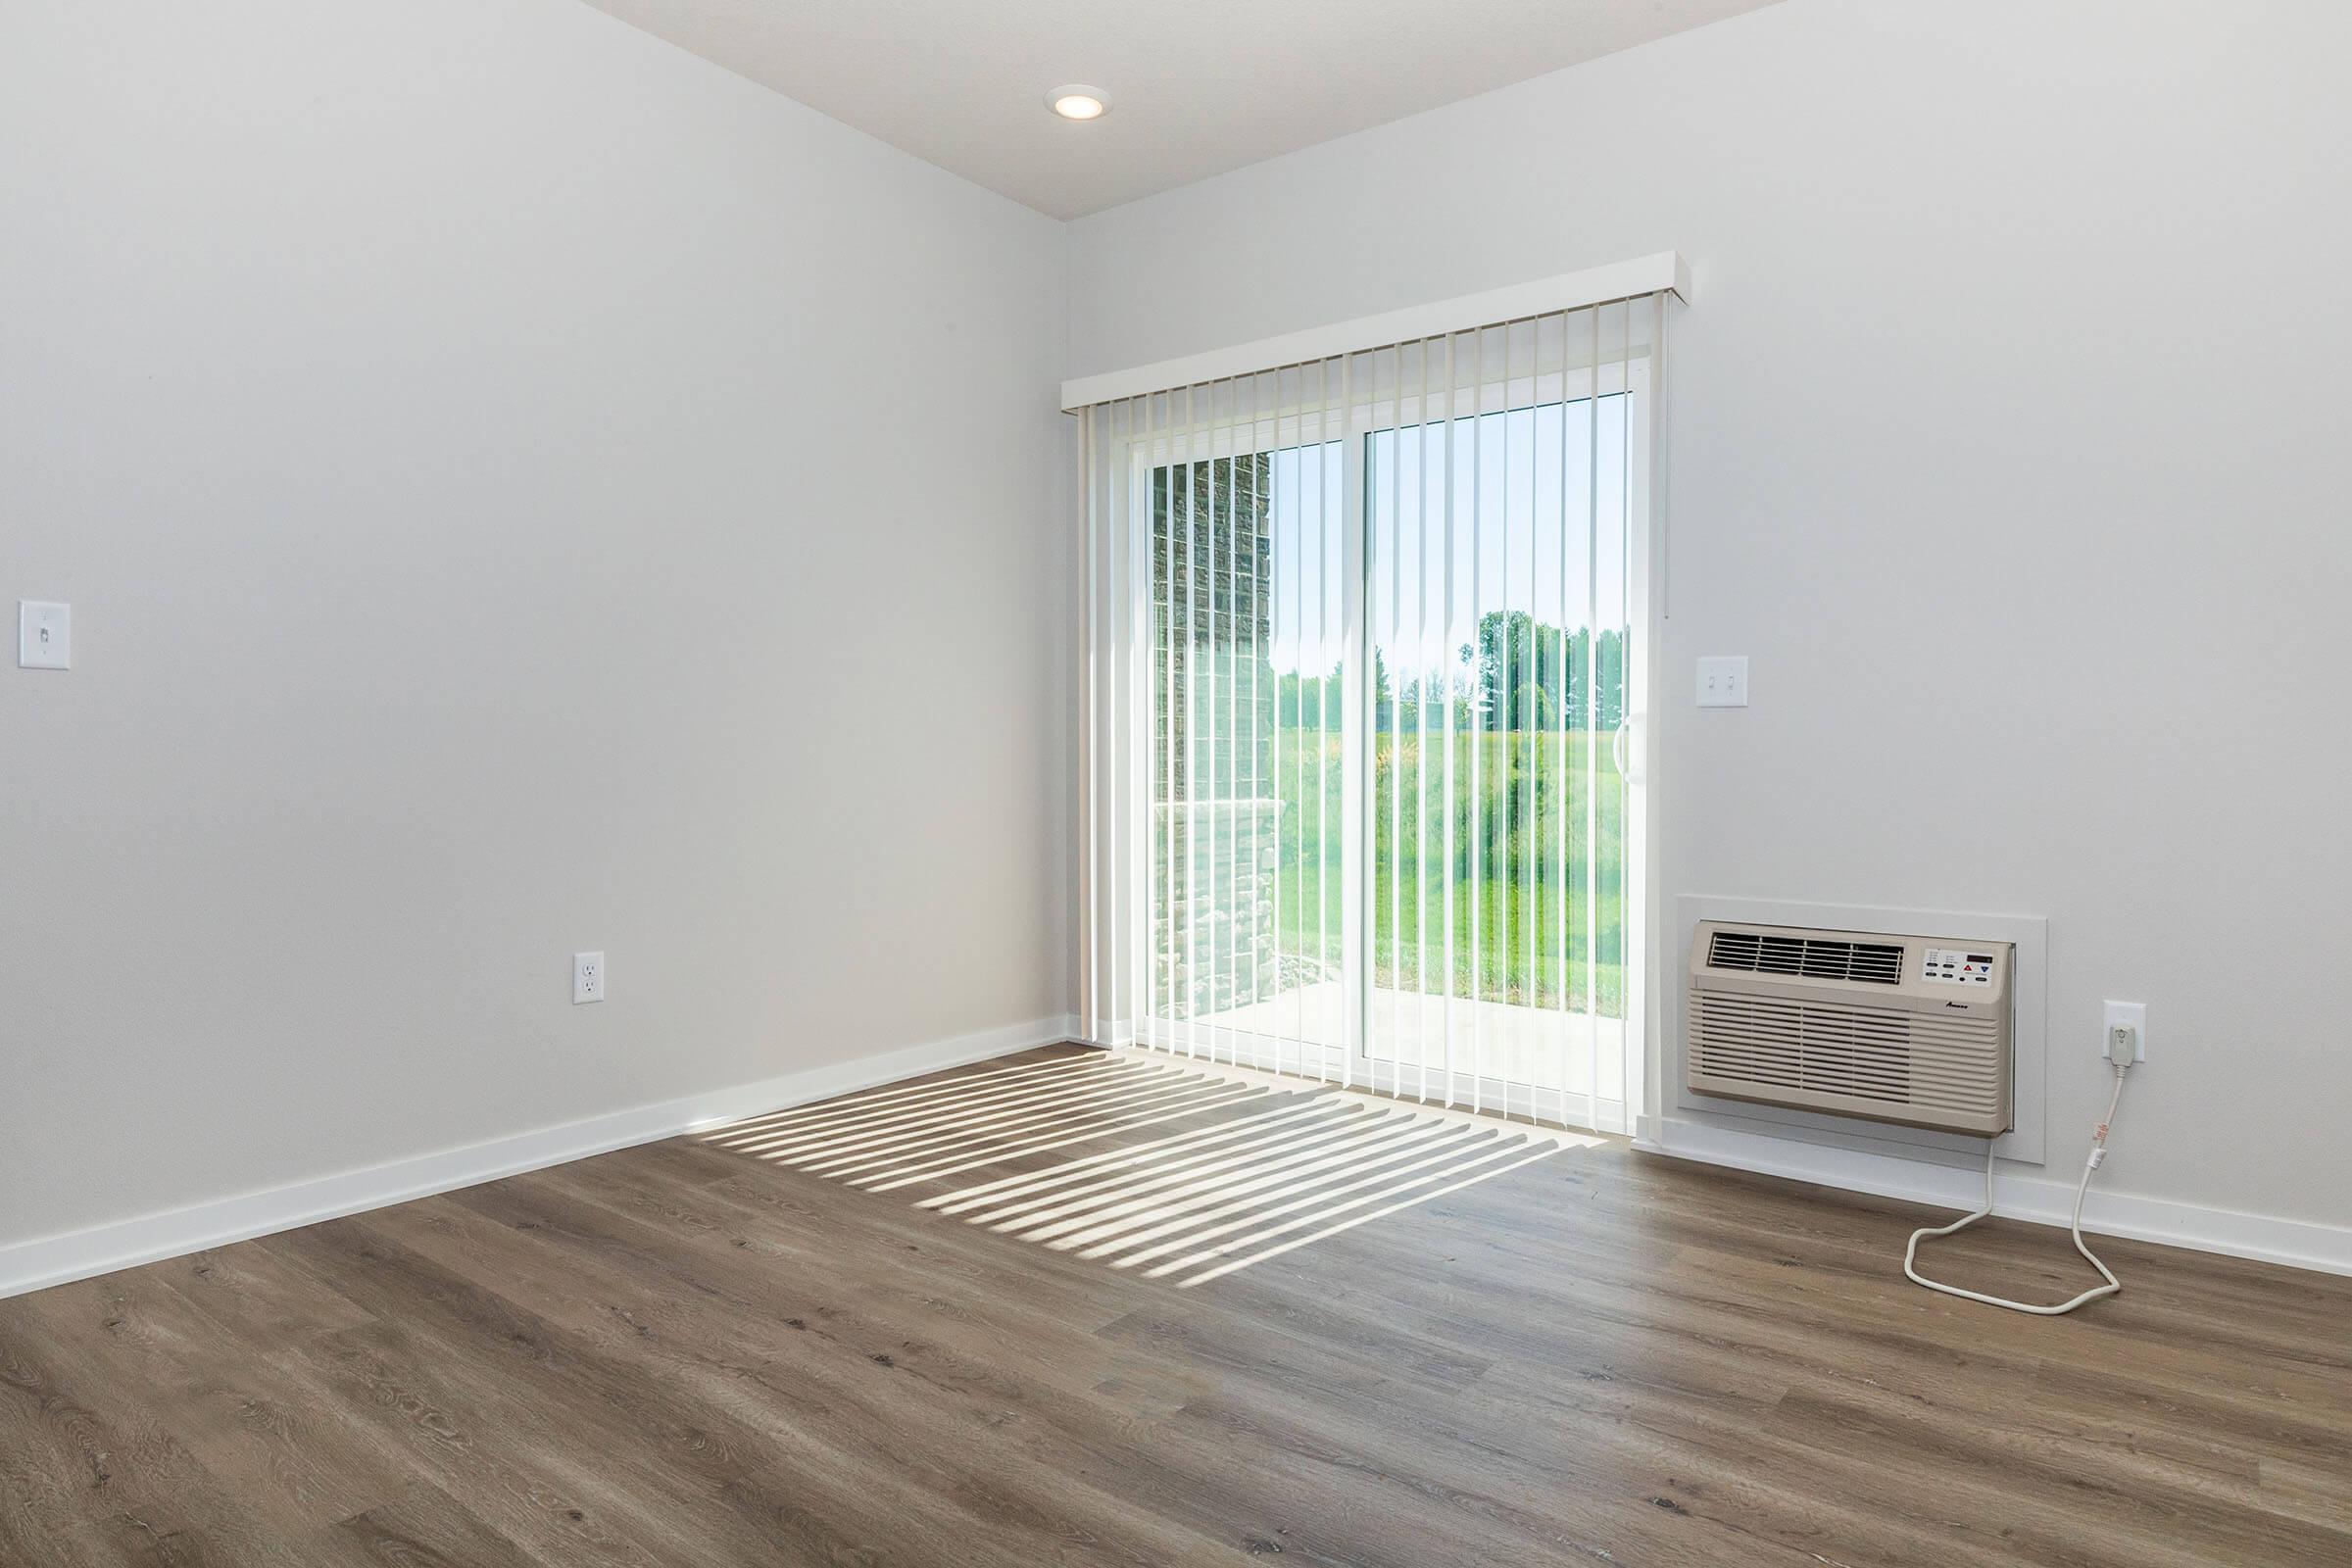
[1251,396,1631,677]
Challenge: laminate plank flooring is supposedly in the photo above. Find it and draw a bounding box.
[2,1045,2345,1566]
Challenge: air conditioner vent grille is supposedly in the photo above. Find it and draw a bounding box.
[1706,929,1904,986]
[1692,994,1915,1104]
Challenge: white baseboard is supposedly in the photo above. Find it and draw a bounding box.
[1637,1114,2352,1279]
[0,1014,1083,1301]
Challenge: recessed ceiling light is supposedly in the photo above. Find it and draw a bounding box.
[1048,85,1110,122]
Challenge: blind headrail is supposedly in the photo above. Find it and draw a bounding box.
[1059,250,1688,412]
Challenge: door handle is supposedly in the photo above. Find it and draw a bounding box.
[1613,713,1645,787]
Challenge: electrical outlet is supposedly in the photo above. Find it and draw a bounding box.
[2101,1000,2145,1061]
[572,951,605,1004]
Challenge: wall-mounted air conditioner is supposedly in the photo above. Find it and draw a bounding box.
[1686,920,2013,1136]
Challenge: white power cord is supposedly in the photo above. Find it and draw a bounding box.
[1904,1049,2133,1316]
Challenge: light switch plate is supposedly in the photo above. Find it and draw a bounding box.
[573,951,605,1004]
[18,602,70,670]
[1696,655,1747,707]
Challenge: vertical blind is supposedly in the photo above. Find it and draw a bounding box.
[1076,280,1671,1134]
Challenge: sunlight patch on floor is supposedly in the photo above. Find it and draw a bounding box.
[702,1051,1603,1288]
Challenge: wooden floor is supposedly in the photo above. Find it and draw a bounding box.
[3,1046,2346,1567]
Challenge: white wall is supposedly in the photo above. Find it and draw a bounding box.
[0,0,1068,1258]
[1067,0,2352,1241]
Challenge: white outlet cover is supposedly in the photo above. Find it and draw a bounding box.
[573,951,605,1004]
[2101,999,2146,1060]
[19,601,70,670]
[1695,654,1747,708]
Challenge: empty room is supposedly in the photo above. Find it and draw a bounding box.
[4,0,2348,1563]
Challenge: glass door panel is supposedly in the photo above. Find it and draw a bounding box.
[1145,409,1348,1074]
[1364,344,1632,1121]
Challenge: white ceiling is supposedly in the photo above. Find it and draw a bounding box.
[576,0,1783,220]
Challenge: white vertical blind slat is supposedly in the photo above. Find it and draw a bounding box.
[1341,347,1366,1092]
[1430,328,1448,1109]
[1468,323,1488,1116]
[1551,311,1571,1128]
[1182,382,1200,1060]
[1120,390,1143,1043]
[1166,387,1185,1062]
[1314,356,1334,1083]
[1079,405,1098,1044]
[1583,304,1602,1133]
[1373,345,1392,1100]
[1243,369,1262,1062]
[1414,335,1436,1106]
[1609,304,1631,1117]
[1520,318,1539,1123]
[1498,318,1514,1117]
[1204,378,1223,1065]
[1279,371,1298,1081]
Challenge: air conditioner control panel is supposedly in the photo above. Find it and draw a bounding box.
[1922,947,1996,986]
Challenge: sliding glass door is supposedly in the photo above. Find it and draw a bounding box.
[1115,304,1651,1132]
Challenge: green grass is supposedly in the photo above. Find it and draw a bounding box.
[1268,728,1627,1015]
